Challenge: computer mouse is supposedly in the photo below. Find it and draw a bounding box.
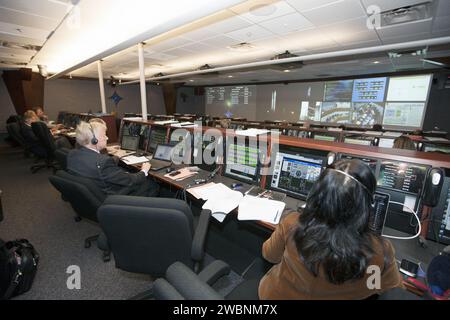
[166,167,174,173]
[231,183,242,189]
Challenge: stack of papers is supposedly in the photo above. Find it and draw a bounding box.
[382,131,402,137]
[238,195,285,224]
[163,167,198,181]
[121,155,149,165]
[235,128,269,136]
[154,120,178,125]
[170,122,198,128]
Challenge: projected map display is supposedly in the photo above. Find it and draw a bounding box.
[351,102,384,126]
[321,102,351,123]
[383,103,425,127]
[352,77,387,102]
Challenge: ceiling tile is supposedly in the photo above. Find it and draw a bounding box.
[318,16,379,45]
[432,15,450,33]
[360,0,426,12]
[0,51,31,61]
[436,0,450,17]
[200,35,239,48]
[177,42,215,53]
[376,19,432,39]
[145,36,193,53]
[0,0,68,20]
[0,7,59,31]
[380,32,431,45]
[286,0,344,12]
[180,27,220,42]
[207,15,253,34]
[0,45,37,55]
[0,21,49,41]
[277,28,338,51]
[0,33,43,46]
[225,24,274,42]
[258,12,314,35]
[230,1,296,23]
[145,52,179,61]
[299,0,366,26]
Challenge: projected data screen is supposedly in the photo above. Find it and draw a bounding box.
[377,161,428,194]
[387,75,431,101]
[270,151,323,199]
[352,77,387,102]
[224,142,259,182]
[382,103,425,127]
[205,85,256,119]
[351,102,384,126]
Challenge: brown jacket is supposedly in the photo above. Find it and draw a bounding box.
[259,213,404,300]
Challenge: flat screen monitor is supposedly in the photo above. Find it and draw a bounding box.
[377,160,428,194]
[148,126,167,153]
[193,133,220,171]
[423,144,450,154]
[344,138,372,146]
[224,138,259,183]
[268,146,327,199]
[437,183,450,244]
[378,138,394,148]
[313,134,336,142]
[121,135,139,151]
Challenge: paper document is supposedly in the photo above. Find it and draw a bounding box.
[425,137,450,142]
[238,195,286,224]
[188,183,231,200]
[106,146,134,158]
[164,167,198,181]
[154,120,178,125]
[171,122,198,128]
[382,131,402,137]
[364,131,383,136]
[202,188,243,222]
[121,155,149,165]
[235,128,269,136]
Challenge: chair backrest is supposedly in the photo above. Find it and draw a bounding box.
[31,121,56,154]
[97,195,195,276]
[6,122,27,147]
[0,189,3,222]
[54,148,70,170]
[49,170,106,222]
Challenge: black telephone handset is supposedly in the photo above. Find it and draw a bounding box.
[368,192,390,235]
[421,167,444,207]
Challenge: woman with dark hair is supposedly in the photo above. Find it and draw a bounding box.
[393,135,416,150]
[259,159,403,299]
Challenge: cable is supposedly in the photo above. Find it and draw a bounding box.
[381,201,421,240]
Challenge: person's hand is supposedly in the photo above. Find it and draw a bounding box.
[141,162,151,174]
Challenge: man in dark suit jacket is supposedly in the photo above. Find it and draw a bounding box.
[67,120,159,197]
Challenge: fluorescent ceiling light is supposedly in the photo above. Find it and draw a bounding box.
[31,0,245,76]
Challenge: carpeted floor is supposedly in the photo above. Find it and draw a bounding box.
[0,137,243,299]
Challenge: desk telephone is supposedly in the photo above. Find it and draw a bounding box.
[368,192,390,235]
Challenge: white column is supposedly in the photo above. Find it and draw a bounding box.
[138,42,148,121]
[97,60,107,113]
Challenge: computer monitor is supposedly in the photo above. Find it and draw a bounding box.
[344,138,372,146]
[423,144,450,154]
[169,128,191,163]
[147,126,168,154]
[193,133,220,171]
[120,135,139,151]
[378,138,394,148]
[340,154,378,173]
[377,160,428,194]
[313,134,336,142]
[224,137,260,183]
[268,145,328,200]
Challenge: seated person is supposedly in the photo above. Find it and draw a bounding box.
[372,123,383,131]
[21,110,72,153]
[33,107,49,123]
[67,121,159,197]
[259,159,403,299]
[393,135,416,150]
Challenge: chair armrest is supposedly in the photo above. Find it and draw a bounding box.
[166,261,224,300]
[191,209,211,263]
[197,260,231,286]
[153,278,185,300]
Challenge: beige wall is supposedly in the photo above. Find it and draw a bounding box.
[44,78,166,121]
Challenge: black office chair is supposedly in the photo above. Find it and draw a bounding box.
[31,121,58,173]
[49,170,108,259]
[96,196,214,276]
[153,261,257,300]
[6,122,31,157]
[54,148,71,171]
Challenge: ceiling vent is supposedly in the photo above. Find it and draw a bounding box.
[227,42,256,52]
[267,50,304,71]
[380,1,434,27]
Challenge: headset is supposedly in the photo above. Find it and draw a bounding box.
[88,123,98,145]
[326,168,374,205]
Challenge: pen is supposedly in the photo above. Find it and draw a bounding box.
[273,210,279,223]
